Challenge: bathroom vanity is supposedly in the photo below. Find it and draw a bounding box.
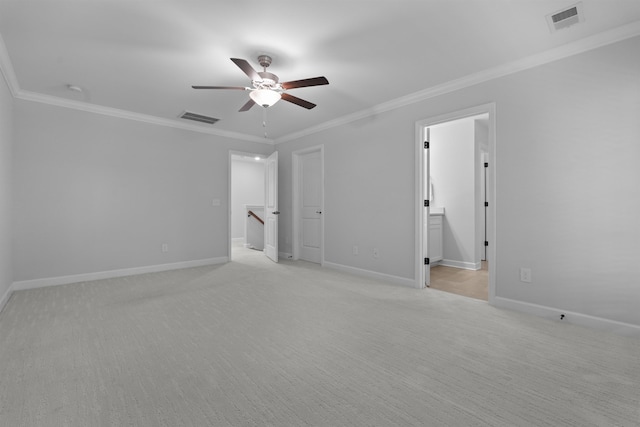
[428,208,444,264]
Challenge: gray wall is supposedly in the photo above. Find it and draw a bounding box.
[277,36,640,327]
[12,100,273,281]
[0,70,12,306]
[5,34,640,330]
[277,116,415,279]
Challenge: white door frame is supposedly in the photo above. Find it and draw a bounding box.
[292,145,324,264]
[228,150,269,261]
[415,103,497,303]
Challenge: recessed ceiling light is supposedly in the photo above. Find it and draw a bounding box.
[67,84,83,92]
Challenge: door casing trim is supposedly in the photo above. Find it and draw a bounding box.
[415,103,496,304]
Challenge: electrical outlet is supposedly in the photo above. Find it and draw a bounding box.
[373,248,379,258]
[162,243,169,253]
[520,267,532,283]
[352,245,359,255]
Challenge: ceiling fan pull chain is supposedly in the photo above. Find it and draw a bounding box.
[263,107,268,138]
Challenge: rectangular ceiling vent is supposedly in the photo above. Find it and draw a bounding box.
[547,2,584,32]
[179,111,219,125]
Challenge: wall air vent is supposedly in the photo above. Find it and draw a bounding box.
[546,2,584,32]
[179,111,219,125]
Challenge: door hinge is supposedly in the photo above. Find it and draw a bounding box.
[424,257,430,265]
[484,201,489,207]
[424,199,430,207]
[424,141,429,149]
[484,241,489,247]
[484,162,489,168]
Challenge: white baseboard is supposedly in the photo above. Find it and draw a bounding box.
[493,296,640,338]
[440,259,481,270]
[0,283,12,314]
[323,261,416,288]
[12,257,228,291]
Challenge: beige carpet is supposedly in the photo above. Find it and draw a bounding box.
[0,247,639,426]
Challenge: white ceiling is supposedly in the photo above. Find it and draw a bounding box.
[1,0,640,142]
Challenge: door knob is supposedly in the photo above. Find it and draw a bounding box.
[316,211,322,214]
[272,211,280,215]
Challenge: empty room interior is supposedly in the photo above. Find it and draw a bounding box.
[1,1,640,426]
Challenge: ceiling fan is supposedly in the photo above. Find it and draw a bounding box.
[192,55,329,112]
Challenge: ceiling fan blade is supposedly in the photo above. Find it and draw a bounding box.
[239,98,256,112]
[281,76,329,90]
[281,93,316,109]
[230,58,261,81]
[192,86,247,90]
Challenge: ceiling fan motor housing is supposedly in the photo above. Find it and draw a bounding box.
[254,56,281,90]
[256,71,280,87]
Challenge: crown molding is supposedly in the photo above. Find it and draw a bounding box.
[1,30,272,144]
[15,90,274,144]
[274,20,640,144]
[0,33,19,97]
[3,20,640,145]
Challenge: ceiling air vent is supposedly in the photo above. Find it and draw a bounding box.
[179,111,219,125]
[546,2,584,32]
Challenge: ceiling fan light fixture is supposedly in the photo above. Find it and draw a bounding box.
[250,89,281,108]
[192,56,328,112]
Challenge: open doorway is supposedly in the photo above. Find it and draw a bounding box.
[415,104,495,303]
[428,114,488,300]
[229,152,266,261]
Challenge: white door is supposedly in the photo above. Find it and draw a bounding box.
[264,151,279,262]
[299,150,322,263]
[424,127,431,286]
